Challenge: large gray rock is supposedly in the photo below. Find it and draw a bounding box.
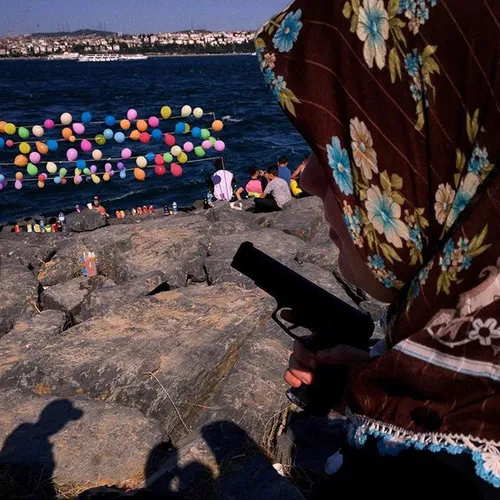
[205,229,306,286]
[78,271,168,322]
[1,284,288,442]
[146,421,305,500]
[0,239,56,273]
[66,209,108,232]
[80,216,210,287]
[0,310,68,378]
[40,276,116,323]
[0,261,40,337]
[0,390,168,495]
[265,210,324,242]
[296,223,340,273]
[283,196,324,213]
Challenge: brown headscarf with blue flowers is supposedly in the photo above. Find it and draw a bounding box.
[256,0,500,487]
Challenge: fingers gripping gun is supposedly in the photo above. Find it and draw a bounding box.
[231,242,374,416]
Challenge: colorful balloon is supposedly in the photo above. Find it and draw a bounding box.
[181,105,192,117]
[117,161,125,170]
[59,167,68,177]
[137,120,148,132]
[36,142,48,155]
[92,149,103,161]
[127,109,138,121]
[60,113,73,125]
[201,129,211,140]
[194,146,206,158]
[171,145,182,157]
[47,162,57,174]
[6,140,14,147]
[66,148,78,162]
[178,152,188,164]
[148,116,160,128]
[163,153,173,163]
[139,132,151,144]
[19,142,31,154]
[73,123,85,135]
[0,121,6,133]
[175,122,185,135]
[4,123,16,135]
[120,170,127,179]
[15,180,23,190]
[74,175,83,185]
[103,129,114,140]
[62,128,73,140]
[47,140,58,151]
[105,115,116,127]
[69,136,77,143]
[30,152,42,164]
[44,119,55,130]
[32,125,45,137]
[155,154,164,165]
[90,165,97,174]
[209,136,217,146]
[114,132,126,143]
[81,111,92,124]
[103,172,111,182]
[37,181,45,189]
[105,163,113,172]
[91,174,101,184]
[15,172,23,181]
[171,163,183,177]
[18,127,29,139]
[212,120,224,133]
[129,130,140,141]
[134,168,146,181]
[54,176,62,184]
[95,134,106,146]
[215,140,226,152]
[81,139,92,152]
[164,134,176,147]
[151,128,162,140]
[193,107,204,119]
[136,156,147,168]
[27,163,38,176]
[183,141,194,153]
[0,138,4,149]
[76,159,86,170]
[146,152,155,163]
[191,127,201,139]
[160,106,172,119]
[121,148,132,159]
[120,119,131,130]
[202,140,212,150]
[155,164,167,176]
[14,155,28,167]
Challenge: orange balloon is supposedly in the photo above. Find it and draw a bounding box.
[62,127,72,140]
[0,121,5,133]
[136,119,148,132]
[36,141,49,155]
[38,181,45,189]
[15,171,23,180]
[129,130,140,141]
[69,135,76,143]
[212,120,224,133]
[133,167,146,181]
[120,119,131,130]
[14,154,28,167]
[103,172,111,182]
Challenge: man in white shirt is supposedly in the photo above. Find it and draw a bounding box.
[254,166,292,213]
[209,159,235,201]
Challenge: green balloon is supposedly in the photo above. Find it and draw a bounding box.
[163,153,174,163]
[200,129,210,140]
[59,167,68,178]
[83,167,91,176]
[27,162,38,176]
[95,134,106,146]
[18,127,30,139]
[209,136,217,146]
[194,146,206,158]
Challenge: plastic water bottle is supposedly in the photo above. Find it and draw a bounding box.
[58,212,65,232]
[172,202,178,214]
[207,191,213,205]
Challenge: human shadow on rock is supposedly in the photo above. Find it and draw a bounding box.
[0,399,83,500]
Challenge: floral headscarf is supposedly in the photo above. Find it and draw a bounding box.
[256,1,500,488]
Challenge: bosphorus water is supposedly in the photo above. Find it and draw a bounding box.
[0,55,307,223]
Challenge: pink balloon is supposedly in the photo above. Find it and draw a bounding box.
[44,119,55,130]
[90,165,97,174]
[73,123,85,135]
[0,182,4,191]
[74,175,83,185]
[121,148,132,159]
[66,148,78,162]
[201,140,212,150]
[127,109,138,121]
[214,140,226,152]
[40,173,48,180]
[183,141,194,153]
[15,180,23,190]
[155,164,166,176]
[29,152,41,164]
[81,139,92,152]
[105,162,113,172]
[170,163,183,177]
[148,116,160,128]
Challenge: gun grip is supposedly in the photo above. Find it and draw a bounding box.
[286,365,349,416]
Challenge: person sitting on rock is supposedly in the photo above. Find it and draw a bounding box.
[253,166,292,214]
[277,156,292,187]
[290,155,311,198]
[91,195,109,217]
[235,167,264,201]
[208,158,236,202]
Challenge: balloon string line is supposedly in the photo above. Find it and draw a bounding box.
[2,156,220,182]
[6,126,220,146]
[2,112,217,131]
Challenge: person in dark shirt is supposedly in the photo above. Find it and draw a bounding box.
[277,156,292,187]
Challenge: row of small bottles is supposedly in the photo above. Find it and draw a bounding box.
[15,213,66,234]
[164,202,178,216]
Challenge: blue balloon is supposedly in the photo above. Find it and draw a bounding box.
[114,132,125,143]
[175,122,186,135]
[192,127,201,139]
[152,128,163,140]
[103,128,114,140]
[0,138,4,149]
[76,159,86,169]
[81,112,92,124]
[0,174,4,182]
[105,115,116,127]
[47,140,59,151]
[54,176,62,184]
[119,170,127,179]
[146,152,155,163]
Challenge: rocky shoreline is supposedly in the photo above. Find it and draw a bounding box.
[0,197,385,499]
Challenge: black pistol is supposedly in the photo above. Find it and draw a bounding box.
[231,242,374,416]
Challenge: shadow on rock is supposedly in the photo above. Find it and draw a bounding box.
[0,399,83,500]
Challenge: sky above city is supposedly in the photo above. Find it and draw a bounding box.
[0,0,290,37]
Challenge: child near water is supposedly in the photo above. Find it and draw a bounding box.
[235,167,264,201]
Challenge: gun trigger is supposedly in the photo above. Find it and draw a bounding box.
[271,307,302,342]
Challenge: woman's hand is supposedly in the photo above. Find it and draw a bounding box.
[285,340,371,388]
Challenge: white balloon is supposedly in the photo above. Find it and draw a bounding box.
[60,112,73,125]
[181,105,192,118]
[136,156,147,168]
[193,107,204,119]
[46,162,57,174]
[92,149,103,161]
[32,125,44,137]
[171,145,182,157]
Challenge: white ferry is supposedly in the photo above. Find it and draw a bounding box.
[78,54,149,63]
[47,52,80,61]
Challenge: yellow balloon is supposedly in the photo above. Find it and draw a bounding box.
[91,173,101,184]
[136,156,147,168]
[160,106,172,120]
[46,162,58,174]
[103,172,111,182]
[178,152,188,164]
[19,142,31,154]
[184,124,191,134]
[4,123,16,135]
[74,168,81,176]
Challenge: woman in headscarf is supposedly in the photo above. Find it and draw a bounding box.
[256,1,499,496]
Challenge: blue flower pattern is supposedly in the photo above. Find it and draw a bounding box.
[398,0,438,34]
[467,146,490,176]
[327,136,354,195]
[368,255,398,288]
[272,10,303,53]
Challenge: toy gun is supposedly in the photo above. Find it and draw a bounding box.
[231,242,374,416]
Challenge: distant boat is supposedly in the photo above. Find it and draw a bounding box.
[47,52,80,61]
[78,54,149,63]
